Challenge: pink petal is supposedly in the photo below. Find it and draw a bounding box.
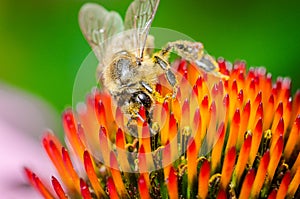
[0,83,59,198]
[0,82,60,137]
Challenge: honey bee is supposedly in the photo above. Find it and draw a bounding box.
[79,0,228,123]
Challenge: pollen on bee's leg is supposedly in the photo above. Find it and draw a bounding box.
[152,90,167,103]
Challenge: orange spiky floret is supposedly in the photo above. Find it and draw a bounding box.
[25,59,300,198]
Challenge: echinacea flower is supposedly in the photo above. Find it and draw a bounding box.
[25,58,300,198]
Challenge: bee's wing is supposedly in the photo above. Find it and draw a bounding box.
[125,0,160,60]
[79,3,124,69]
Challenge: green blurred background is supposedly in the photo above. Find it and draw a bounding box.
[1,0,299,114]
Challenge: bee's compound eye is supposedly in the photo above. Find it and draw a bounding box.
[133,92,152,109]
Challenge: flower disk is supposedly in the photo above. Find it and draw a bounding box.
[25,59,300,198]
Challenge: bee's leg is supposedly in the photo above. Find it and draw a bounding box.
[151,56,178,99]
[159,40,229,80]
[140,80,174,104]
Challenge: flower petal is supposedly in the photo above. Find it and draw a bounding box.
[0,82,59,198]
